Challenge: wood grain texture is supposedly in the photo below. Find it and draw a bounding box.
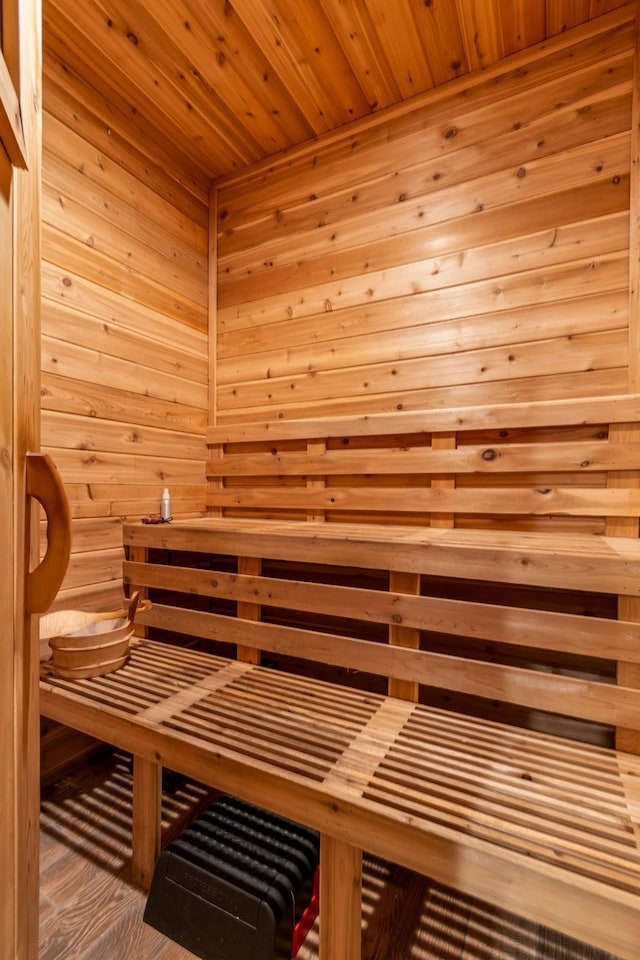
[41,40,209,613]
[6,1,43,956]
[0,131,17,960]
[320,836,362,960]
[215,13,635,422]
[43,1,637,179]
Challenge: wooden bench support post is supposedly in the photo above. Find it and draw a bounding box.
[430,430,457,528]
[617,596,640,753]
[606,422,640,752]
[389,570,421,701]
[132,756,162,889]
[319,835,362,960]
[126,545,149,639]
[237,556,262,664]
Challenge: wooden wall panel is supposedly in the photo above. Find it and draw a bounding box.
[214,11,636,424]
[42,47,209,612]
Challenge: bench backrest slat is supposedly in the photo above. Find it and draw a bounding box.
[126,559,640,664]
[209,440,638,476]
[206,396,640,530]
[209,485,640,516]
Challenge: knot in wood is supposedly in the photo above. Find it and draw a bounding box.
[482,448,497,461]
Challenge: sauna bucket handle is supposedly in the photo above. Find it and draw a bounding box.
[26,452,72,613]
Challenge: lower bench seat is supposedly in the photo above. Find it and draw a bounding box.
[40,639,640,960]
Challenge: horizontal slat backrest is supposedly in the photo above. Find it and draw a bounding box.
[206,394,640,531]
[124,535,640,739]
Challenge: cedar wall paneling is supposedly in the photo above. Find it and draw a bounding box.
[214,12,635,424]
[41,47,210,612]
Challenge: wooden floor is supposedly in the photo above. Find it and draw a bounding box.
[40,751,620,960]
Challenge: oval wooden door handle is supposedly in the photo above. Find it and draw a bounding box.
[26,453,71,613]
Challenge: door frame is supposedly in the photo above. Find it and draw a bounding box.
[0,2,42,958]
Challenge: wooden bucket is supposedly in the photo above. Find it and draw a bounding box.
[41,593,149,679]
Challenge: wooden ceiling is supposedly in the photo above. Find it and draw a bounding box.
[44,0,637,181]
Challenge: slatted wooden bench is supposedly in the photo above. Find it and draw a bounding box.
[40,394,640,959]
[201,393,640,741]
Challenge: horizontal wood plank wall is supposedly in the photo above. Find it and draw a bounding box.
[41,46,210,613]
[214,9,636,425]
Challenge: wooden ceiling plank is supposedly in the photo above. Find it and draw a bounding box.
[92,0,267,170]
[406,0,470,87]
[356,0,435,99]
[546,0,593,35]
[42,0,638,182]
[500,0,547,56]
[230,0,371,133]
[217,5,636,191]
[317,0,401,110]
[44,0,242,178]
[174,0,316,152]
[454,0,505,72]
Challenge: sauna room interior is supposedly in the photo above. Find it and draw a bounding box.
[4,0,640,958]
